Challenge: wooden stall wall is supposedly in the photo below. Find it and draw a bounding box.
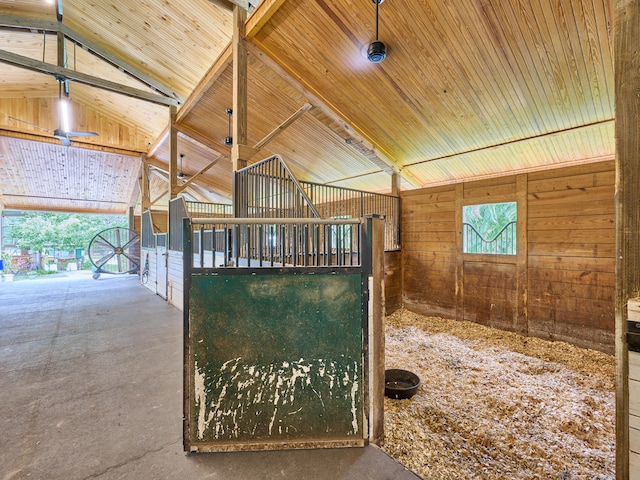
[401,161,615,353]
[527,162,615,351]
[401,185,457,318]
[384,251,402,314]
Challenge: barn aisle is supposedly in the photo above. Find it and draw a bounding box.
[0,273,420,480]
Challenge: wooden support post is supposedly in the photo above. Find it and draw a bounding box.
[231,6,249,172]
[615,1,640,478]
[454,182,464,321]
[363,215,386,446]
[391,172,400,196]
[141,154,151,212]
[169,105,179,199]
[56,30,66,69]
[515,174,528,335]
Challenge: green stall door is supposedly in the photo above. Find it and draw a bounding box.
[185,273,365,450]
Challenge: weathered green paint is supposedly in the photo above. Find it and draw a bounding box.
[188,273,363,446]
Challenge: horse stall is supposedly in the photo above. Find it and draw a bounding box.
[182,216,386,452]
[161,155,401,313]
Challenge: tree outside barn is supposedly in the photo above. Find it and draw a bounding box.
[0,211,127,278]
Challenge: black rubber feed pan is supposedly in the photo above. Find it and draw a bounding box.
[384,369,421,399]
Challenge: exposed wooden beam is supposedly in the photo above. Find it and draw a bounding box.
[391,172,400,196]
[246,0,286,39]
[3,193,127,206]
[252,102,312,151]
[148,127,169,157]
[208,0,235,12]
[0,14,57,30]
[177,44,232,122]
[59,26,183,103]
[149,189,169,208]
[231,7,249,171]
[0,49,179,107]
[0,15,183,103]
[145,156,168,171]
[141,155,151,211]
[174,123,230,154]
[0,128,145,155]
[175,156,225,193]
[169,106,179,200]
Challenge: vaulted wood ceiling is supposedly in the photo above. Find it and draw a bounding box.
[0,0,615,214]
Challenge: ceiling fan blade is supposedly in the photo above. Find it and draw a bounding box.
[54,134,71,147]
[67,131,99,137]
[8,116,53,133]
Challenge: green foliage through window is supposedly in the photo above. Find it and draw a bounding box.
[3,211,127,253]
[462,202,517,255]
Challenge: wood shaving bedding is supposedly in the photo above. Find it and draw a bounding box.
[381,309,615,480]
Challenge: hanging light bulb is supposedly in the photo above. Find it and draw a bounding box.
[57,79,71,133]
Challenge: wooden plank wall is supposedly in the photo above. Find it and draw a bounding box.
[527,162,615,350]
[402,185,458,318]
[401,160,615,353]
[384,251,402,314]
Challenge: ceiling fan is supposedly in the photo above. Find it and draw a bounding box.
[8,80,99,147]
[53,79,99,146]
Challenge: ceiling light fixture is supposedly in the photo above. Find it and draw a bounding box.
[224,108,233,146]
[367,0,386,63]
[178,153,186,179]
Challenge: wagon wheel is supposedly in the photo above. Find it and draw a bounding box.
[88,227,140,279]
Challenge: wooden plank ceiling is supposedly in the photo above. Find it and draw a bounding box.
[0,0,615,214]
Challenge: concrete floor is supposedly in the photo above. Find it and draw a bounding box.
[0,272,422,480]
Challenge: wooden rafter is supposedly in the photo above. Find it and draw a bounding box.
[0,14,183,103]
[0,49,178,107]
[252,103,313,152]
[246,0,286,39]
[175,156,225,194]
[0,129,145,156]
[148,127,169,157]
[177,44,232,122]
[175,124,229,154]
